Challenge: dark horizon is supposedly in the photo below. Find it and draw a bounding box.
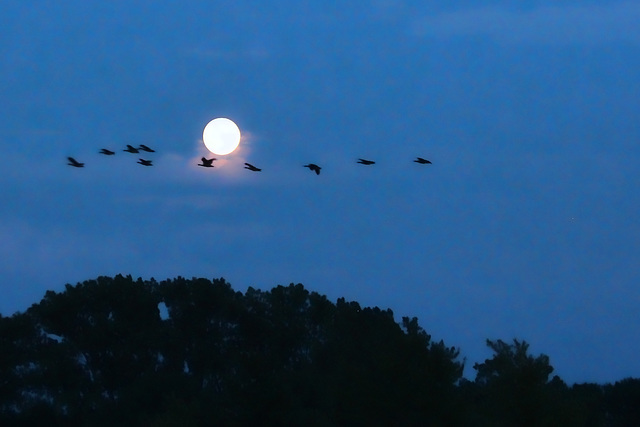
[2,275,639,425]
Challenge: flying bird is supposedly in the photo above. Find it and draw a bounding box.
[124,145,139,153]
[357,158,375,165]
[198,157,216,167]
[139,144,155,153]
[244,162,261,172]
[137,159,153,166]
[414,157,432,164]
[304,163,321,175]
[67,157,84,167]
[99,149,115,155]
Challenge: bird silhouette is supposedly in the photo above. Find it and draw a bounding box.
[357,158,375,165]
[414,157,432,164]
[67,157,84,167]
[244,162,261,172]
[124,145,139,153]
[198,157,216,167]
[304,163,321,175]
[139,144,155,153]
[137,159,153,166]
[99,149,115,155]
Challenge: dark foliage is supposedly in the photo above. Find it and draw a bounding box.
[0,275,638,426]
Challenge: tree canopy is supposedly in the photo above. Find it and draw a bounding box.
[0,275,638,425]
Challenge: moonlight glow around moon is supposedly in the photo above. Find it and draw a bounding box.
[202,118,241,155]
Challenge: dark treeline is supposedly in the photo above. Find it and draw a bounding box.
[1,275,638,426]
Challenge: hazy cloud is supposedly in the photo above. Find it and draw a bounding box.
[412,2,640,45]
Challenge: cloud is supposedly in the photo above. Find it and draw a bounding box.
[411,2,640,45]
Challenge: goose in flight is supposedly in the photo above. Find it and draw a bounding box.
[198,157,216,167]
[124,145,139,153]
[67,157,84,168]
[414,157,432,164]
[304,163,321,175]
[357,158,375,165]
[244,162,261,172]
[99,149,115,155]
[137,159,153,166]
[139,144,155,153]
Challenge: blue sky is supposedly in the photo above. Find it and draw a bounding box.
[1,1,639,384]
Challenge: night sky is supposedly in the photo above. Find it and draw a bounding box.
[2,1,639,385]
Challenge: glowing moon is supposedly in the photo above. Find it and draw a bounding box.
[202,118,241,155]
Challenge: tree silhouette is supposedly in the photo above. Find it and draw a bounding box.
[603,378,640,426]
[471,339,561,426]
[1,276,639,425]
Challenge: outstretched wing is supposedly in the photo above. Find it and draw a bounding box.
[67,157,84,167]
[244,163,261,171]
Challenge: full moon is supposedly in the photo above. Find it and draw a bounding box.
[202,118,241,155]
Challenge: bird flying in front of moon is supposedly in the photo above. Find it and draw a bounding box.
[66,119,434,174]
[198,157,216,168]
